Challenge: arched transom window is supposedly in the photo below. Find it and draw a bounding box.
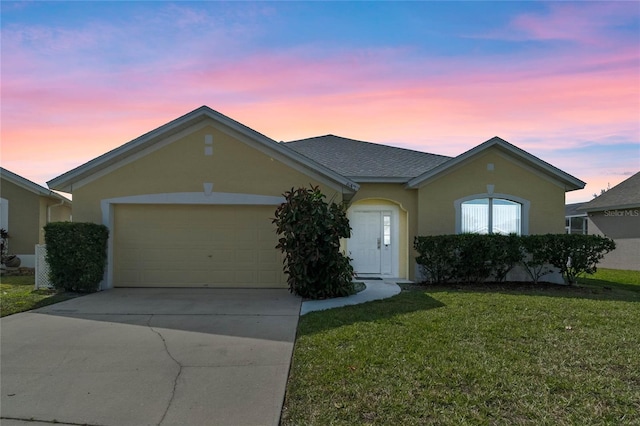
[460,198,522,235]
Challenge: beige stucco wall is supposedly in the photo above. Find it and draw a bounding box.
[417,148,566,236]
[0,178,71,254]
[1,178,40,254]
[348,183,418,280]
[38,199,72,244]
[47,202,72,223]
[72,124,341,223]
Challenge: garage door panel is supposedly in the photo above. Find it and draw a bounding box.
[259,249,280,264]
[118,269,142,284]
[114,204,285,288]
[209,250,234,263]
[235,249,258,263]
[235,270,257,284]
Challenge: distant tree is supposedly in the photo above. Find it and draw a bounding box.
[593,183,611,199]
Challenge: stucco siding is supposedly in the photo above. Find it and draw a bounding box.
[72,125,339,223]
[0,178,41,254]
[37,199,72,244]
[49,204,72,223]
[417,148,566,235]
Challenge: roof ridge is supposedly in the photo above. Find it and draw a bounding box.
[286,134,452,158]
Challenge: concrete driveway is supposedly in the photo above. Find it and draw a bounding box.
[0,288,301,426]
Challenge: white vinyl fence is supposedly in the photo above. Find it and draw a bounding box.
[35,244,53,289]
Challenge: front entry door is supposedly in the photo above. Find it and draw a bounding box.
[350,210,392,275]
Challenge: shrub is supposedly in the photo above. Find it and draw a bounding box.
[273,186,355,299]
[415,234,523,284]
[487,233,524,282]
[520,234,556,284]
[452,234,496,284]
[415,233,614,285]
[44,222,109,293]
[414,235,457,284]
[544,234,616,285]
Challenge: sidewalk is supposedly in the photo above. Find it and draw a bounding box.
[301,278,406,315]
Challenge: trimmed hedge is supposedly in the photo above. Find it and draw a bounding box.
[44,222,109,293]
[544,234,616,284]
[415,233,615,285]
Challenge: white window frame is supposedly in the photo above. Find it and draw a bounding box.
[454,193,530,235]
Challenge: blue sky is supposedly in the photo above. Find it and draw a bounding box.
[2,1,639,202]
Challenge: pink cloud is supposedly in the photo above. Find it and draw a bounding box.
[487,2,637,46]
[1,6,637,204]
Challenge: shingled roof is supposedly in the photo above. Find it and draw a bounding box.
[565,202,587,217]
[580,171,640,212]
[285,135,451,182]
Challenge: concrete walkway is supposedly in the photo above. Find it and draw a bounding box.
[0,288,301,426]
[301,279,404,315]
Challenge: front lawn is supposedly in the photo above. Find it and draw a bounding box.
[282,269,640,425]
[0,275,80,317]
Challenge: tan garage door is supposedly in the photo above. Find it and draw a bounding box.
[113,204,286,288]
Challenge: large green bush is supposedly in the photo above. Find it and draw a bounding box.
[520,234,556,284]
[414,235,458,284]
[544,234,616,285]
[454,234,500,284]
[414,233,615,285]
[415,234,523,284]
[44,222,109,293]
[487,234,524,282]
[273,186,355,299]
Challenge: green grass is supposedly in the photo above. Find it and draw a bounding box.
[282,269,640,425]
[0,275,81,317]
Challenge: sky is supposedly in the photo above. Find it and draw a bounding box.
[1,1,639,203]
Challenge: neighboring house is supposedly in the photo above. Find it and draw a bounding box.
[47,106,585,289]
[579,172,640,271]
[565,202,588,234]
[0,167,72,267]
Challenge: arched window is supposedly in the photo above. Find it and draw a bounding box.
[460,198,523,235]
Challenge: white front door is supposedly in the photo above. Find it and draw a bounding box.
[350,210,393,275]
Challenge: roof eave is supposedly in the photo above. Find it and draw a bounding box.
[47,106,359,194]
[406,137,586,191]
[579,202,640,213]
[48,107,213,192]
[2,167,71,202]
[351,176,411,184]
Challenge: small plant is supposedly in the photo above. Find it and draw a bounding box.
[0,228,21,267]
[0,228,8,260]
[273,185,355,299]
